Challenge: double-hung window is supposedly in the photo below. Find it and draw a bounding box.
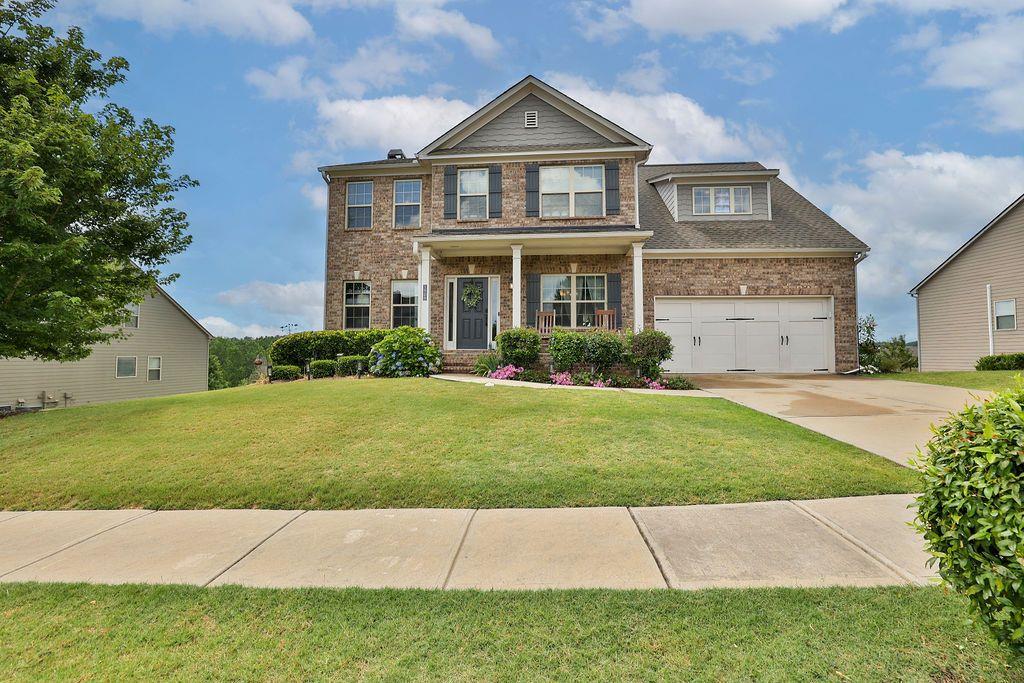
[391,281,418,327]
[344,282,371,329]
[693,186,752,215]
[541,274,607,328]
[458,169,488,220]
[394,180,421,228]
[124,302,140,328]
[147,356,162,381]
[995,299,1016,330]
[346,181,373,229]
[540,165,604,218]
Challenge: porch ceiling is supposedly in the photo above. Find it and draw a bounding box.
[415,227,653,257]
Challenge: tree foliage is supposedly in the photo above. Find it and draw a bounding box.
[0,0,196,360]
[209,336,277,387]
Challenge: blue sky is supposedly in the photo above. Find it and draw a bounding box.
[51,0,1024,339]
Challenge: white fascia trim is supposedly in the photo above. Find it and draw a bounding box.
[643,248,865,259]
[422,146,650,161]
[420,230,654,244]
[646,170,779,184]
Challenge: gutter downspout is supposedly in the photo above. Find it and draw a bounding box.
[841,250,871,374]
[986,283,994,355]
[320,170,331,331]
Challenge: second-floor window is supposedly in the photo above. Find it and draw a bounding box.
[693,186,752,215]
[394,179,421,228]
[124,302,140,328]
[540,165,604,218]
[346,181,373,229]
[458,169,488,220]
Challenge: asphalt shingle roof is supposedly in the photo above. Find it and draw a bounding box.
[639,163,869,251]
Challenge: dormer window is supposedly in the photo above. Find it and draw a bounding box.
[524,111,538,128]
[693,186,752,215]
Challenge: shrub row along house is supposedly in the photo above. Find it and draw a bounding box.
[320,76,869,374]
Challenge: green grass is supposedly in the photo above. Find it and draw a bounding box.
[0,378,920,510]
[877,370,1022,392]
[1,583,1018,681]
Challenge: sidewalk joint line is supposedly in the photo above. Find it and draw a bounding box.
[0,511,29,526]
[0,509,155,579]
[787,500,919,585]
[627,507,672,589]
[202,510,306,588]
[442,508,477,590]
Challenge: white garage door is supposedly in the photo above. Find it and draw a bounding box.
[654,298,833,373]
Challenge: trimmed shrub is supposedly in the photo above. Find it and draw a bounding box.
[584,331,625,374]
[309,360,338,379]
[628,329,674,379]
[608,374,645,389]
[549,330,587,371]
[662,376,697,391]
[269,330,389,367]
[571,371,600,386]
[914,383,1024,654]
[496,328,541,367]
[270,364,302,381]
[336,355,369,376]
[368,327,442,377]
[517,369,551,384]
[977,353,1024,371]
[472,352,501,377]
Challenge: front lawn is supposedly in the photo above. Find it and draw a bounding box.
[877,370,1021,392]
[1,584,1017,681]
[0,378,920,510]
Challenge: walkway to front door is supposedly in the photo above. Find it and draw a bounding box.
[456,277,488,350]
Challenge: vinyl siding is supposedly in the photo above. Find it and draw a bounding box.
[453,94,612,149]
[654,180,678,220]
[0,291,210,409]
[677,181,770,221]
[917,200,1024,370]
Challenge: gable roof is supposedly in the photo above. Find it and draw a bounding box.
[638,164,869,252]
[909,192,1024,294]
[155,284,213,339]
[418,75,651,157]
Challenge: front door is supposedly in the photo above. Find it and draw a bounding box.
[456,277,488,349]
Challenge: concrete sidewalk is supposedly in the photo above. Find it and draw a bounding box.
[0,495,934,591]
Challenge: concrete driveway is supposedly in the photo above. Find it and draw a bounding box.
[692,375,991,466]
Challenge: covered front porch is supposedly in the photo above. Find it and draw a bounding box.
[414,227,651,351]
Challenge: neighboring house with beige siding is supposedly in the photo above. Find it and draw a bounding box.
[0,287,211,412]
[911,193,1024,370]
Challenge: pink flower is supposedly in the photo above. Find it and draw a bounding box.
[489,364,523,380]
[644,378,665,390]
[592,379,607,388]
[549,371,573,385]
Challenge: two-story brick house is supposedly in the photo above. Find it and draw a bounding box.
[320,76,868,373]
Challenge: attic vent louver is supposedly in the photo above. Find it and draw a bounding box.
[524,111,538,128]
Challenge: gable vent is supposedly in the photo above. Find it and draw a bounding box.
[524,111,538,128]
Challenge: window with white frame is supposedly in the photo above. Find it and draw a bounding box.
[541,274,607,327]
[346,181,373,229]
[391,280,418,327]
[393,179,421,228]
[344,281,371,329]
[540,165,604,218]
[995,299,1016,330]
[458,169,488,220]
[692,186,752,215]
[115,356,137,378]
[147,356,162,381]
[124,302,140,328]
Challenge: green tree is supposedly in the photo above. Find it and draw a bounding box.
[209,336,278,387]
[207,354,228,390]
[0,0,196,361]
[858,314,879,367]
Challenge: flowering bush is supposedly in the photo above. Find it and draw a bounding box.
[489,364,522,380]
[550,371,573,385]
[643,378,666,390]
[368,326,442,377]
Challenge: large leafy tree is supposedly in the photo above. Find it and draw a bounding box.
[0,0,195,360]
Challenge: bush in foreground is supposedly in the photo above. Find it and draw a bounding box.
[628,329,674,379]
[472,352,501,377]
[269,330,389,367]
[369,327,441,377]
[336,355,369,376]
[309,360,338,379]
[977,353,1024,371]
[584,331,625,374]
[914,383,1024,655]
[496,328,541,367]
[549,330,587,371]
[270,365,302,381]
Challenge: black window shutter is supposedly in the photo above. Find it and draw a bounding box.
[606,273,622,329]
[488,164,502,218]
[526,273,541,327]
[605,161,620,215]
[443,165,457,219]
[525,163,539,217]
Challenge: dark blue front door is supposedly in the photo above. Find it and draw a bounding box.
[456,277,488,350]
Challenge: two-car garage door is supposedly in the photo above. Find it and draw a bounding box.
[654,297,834,373]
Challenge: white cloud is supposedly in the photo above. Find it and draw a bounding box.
[216,280,325,328]
[300,182,328,210]
[805,150,1024,335]
[246,56,323,100]
[330,39,433,97]
[395,4,501,60]
[700,40,776,84]
[199,316,283,338]
[616,51,671,94]
[316,94,474,154]
[894,22,941,51]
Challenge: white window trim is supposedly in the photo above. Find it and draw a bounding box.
[443,275,501,350]
[125,302,140,329]
[524,111,538,128]
[540,273,608,328]
[147,355,162,382]
[343,280,372,330]
[457,168,489,221]
[346,181,373,230]
[540,164,606,219]
[994,298,1017,331]
[692,186,753,216]
[115,355,137,379]
[391,280,418,328]
[392,179,422,229]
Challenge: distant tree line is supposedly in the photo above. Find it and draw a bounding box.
[209,336,279,389]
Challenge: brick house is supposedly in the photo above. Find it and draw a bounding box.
[319,76,868,373]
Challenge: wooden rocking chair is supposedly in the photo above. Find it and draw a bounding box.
[536,310,555,336]
[595,309,616,330]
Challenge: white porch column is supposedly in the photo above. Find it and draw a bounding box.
[418,246,431,333]
[632,242,644,332]
[511,244,523,328]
